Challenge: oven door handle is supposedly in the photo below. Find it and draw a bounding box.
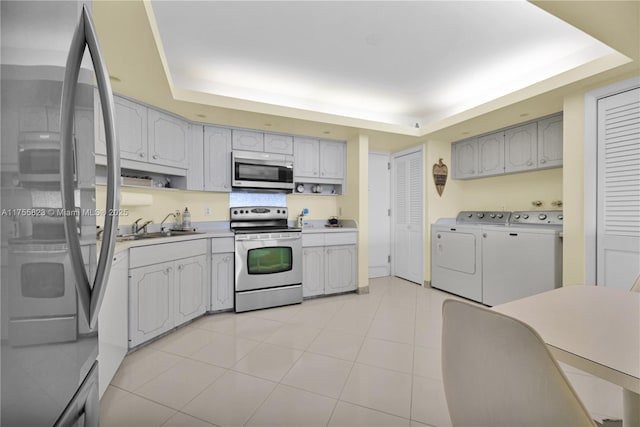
[236,235,302,242]
[60,5,120,330]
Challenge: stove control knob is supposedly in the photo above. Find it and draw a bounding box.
[467,213,473,218]
[538,213,548,220]
[490,213,496,218]
[477,213,485,218]
[497,213,503,218]
[233,210,238,215]
[523,214,530,219]
[514,214,521,219]
[558,214,564,220]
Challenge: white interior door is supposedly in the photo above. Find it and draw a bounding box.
[368,152,391,278]
[392,147,424,285]
[597,87,640,289]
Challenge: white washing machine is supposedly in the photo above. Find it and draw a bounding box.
[431,211,510,303]
[431,211,562,306]
[482,211,563,306]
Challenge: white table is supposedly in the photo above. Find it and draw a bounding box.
[493,285,640,426]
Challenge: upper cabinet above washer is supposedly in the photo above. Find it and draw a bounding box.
[451,113,562,180]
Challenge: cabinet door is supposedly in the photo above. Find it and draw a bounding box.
[174,255,207,324]
[211,253,234,311]
[95,93,147,161]
[264,133,293,155]
[325,245,357,294]
[204,126,232,192]
[302,246,325,297]
[505,123,537,173]
[478,132,504,176]
[537,115,563,168]
[148,109,189,169]
[294,137,319,178]
[186,124,204,191]
[129,261,174,348]
[319,140,345,180]
[232,129,264,152]
[452,138,478,179]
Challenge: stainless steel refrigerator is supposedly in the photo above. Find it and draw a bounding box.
[1,1,120,425]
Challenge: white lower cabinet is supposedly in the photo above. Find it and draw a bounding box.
[210,253,234,311]
[302,232,357,297]
[128,239,207,348]
[325,245,357,295]
[174,255,208,324]
[211,237,235,311]
[302,246,325,297]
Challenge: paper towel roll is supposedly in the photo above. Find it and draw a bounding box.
[121,191,153,206]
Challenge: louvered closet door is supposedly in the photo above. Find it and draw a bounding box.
[392,148,424,285]
[597,87,640,289]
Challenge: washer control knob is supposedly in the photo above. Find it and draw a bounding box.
[558,214,564,220]
[477,213,485,218]
[523,214,530,219]
[538,213,548,220]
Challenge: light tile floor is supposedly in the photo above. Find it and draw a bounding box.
[100,276,622,426]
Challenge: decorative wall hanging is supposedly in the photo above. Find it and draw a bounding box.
[433,158,448,197]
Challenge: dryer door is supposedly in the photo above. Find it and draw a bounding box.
[431,226,482,302]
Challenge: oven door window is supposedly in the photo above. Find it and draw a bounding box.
[21,262,65,298]
[247,247,293,274]
[235,162,293,183]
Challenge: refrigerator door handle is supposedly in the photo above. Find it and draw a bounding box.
[60,5,120,330]
[53,361,100,427]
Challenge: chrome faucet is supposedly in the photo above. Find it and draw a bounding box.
[131,218,152,234]
[160,211,178,232]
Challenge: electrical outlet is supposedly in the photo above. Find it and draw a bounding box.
[204,207,212,216]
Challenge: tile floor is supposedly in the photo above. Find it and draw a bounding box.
[100,276,623,426]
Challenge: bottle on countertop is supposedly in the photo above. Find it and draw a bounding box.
[182,207,191,230]
[297,210,304,228]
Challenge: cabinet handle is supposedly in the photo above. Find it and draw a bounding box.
[165,267,173,274]
[152,154,158,160]
[138,152,145,158]
[326,249,332,254]
[177,264,184,271]
[540,158,547,164]
[527,161,533,166]
[224,184,229,189]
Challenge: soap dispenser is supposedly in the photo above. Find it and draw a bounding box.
[183,207,191,229]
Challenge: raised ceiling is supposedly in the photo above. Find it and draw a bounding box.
[147,0,622,135]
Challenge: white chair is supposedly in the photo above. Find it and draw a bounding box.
[442,299,598,427]
[631,274,640,292]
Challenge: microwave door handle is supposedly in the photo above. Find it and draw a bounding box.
[60,5,120,330]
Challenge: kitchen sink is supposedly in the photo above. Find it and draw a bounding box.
[115,229,204,241]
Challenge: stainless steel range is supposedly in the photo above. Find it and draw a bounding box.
[231,206,302,312]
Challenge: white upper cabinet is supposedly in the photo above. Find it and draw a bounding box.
[147,109,189,169]
[319,140,345,180]
[478,132,504,176]
[204,126,232,192]
[505,122,537,173]
[537,114,563,168]
[452,113,562,180]
[95,93,147,161]
[232,129,264,152]
[264,133,293,155]
[186,124,204,191]
[294,137,320,178]
[452,138,478,179]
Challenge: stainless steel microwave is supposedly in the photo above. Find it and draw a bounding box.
[232,150,294,192]
[18,131,76,185]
